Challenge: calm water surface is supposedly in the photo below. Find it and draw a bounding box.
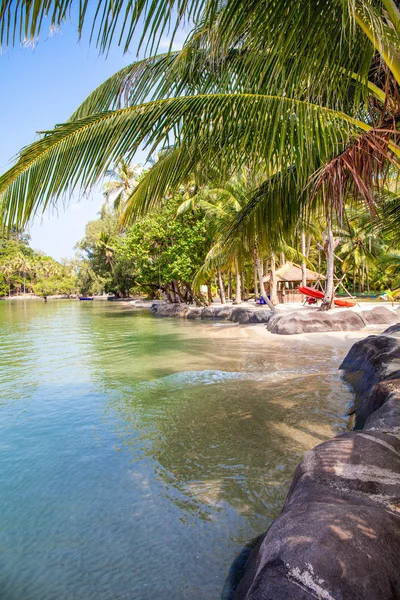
[0,301,353,599]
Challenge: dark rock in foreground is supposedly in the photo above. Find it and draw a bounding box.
[231,325,400,600]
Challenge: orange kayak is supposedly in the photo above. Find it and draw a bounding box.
[298,286,356,308]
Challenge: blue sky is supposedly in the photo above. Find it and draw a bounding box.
[0,20,184,260]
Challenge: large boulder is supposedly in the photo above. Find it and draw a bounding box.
[340,334,400,410]
[248,309,272,324]
[231,307,255,324]
[229,331,400,600]
[186,307,203,319]
[268,310,365,335]
[201,305,234,320]
[359,306,398,325]
[150,303,189,318]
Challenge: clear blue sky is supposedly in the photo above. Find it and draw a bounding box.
[0,20,184,260]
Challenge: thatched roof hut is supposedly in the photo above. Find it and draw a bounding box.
[263,262,324,284]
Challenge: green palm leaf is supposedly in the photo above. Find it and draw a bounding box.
[0,93,367,229]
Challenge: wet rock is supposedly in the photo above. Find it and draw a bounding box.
[382,322,400,337]
[186,307,203,319]
[248,310,272,324]
[230,331,400,600]
[231,307,254,324]
[268,310,365,335]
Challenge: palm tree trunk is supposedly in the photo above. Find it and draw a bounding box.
[253,263,258,300]
[228,269,232,300]
[366,264,370,293]
[361,263,365,293]
[270,252,279,305]
[233,258,242,304]
[241,271,245,300]
[217,268,226,304]
[254,250,275,311]
[321,222,335,311]
[300,230,307,286]
[280,252,285,266]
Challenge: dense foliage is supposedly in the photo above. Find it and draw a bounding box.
[0,233,77,297]
[2,1,400,308]
[76,195,209,301]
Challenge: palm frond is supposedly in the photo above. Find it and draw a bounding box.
[0,0,205,54]
[1,93,367,229]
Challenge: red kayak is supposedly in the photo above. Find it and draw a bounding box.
[298,286,356,308]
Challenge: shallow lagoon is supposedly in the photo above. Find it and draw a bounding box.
[0,300,353,599]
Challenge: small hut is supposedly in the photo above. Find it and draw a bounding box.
[263,262,325,303]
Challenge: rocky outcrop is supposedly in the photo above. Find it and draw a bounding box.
[267,309,365,335]
[230,326,400,600]
[150,302,271,323]
[150,303,189,318]
[150,303,399,334]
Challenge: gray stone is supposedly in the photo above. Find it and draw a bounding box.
[150,303,189,318]
[248,310,272,324]
[268,310,365,335]
[186,307,203,319]
[231,307,254,324]
[201,305,233,320]
[382,322,400,336]
[230,331,400,600]
[360,306,399,325]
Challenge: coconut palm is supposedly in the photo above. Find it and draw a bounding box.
[1,0,400,311]
[178,170,281,309]
[103,160,142,218]
[13,254,32,294]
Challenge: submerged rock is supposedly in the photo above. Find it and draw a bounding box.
[230,328,400,600]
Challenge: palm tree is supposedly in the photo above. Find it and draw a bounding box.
[13,254,32,294]
[178,170,279,309]
[1,1,400,310]
[103,160,142,219]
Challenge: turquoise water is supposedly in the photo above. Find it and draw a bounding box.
[0,301,353,599]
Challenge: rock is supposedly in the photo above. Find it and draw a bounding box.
[231,307,254,324]
[229,331,400,600]
[234,429,400,600]
[150,303,189,318]
[360,306,399,325]
[382,322,400,337]
[340,334,400,407]
[186,307,203,319]
[201,305,233,320]
[268,310,365,335]
[248,310,272,324]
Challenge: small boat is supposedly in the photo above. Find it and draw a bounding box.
[298,286,356,308]
[333,298,356,308]
[79,297,94,301]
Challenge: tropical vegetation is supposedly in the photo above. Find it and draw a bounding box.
[1,1,400,308]
[0,232,77,297]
